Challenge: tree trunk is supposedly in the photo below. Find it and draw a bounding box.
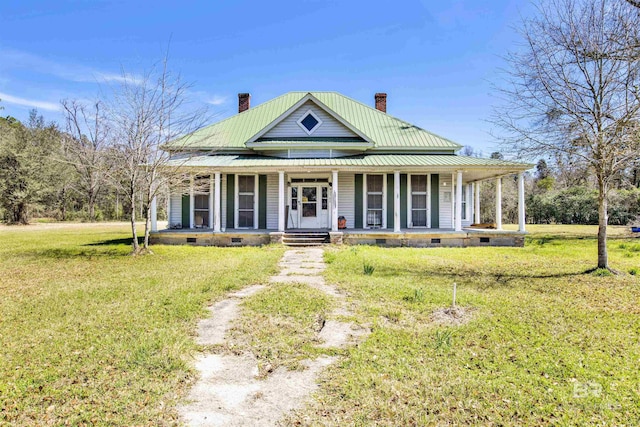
[89,198,95,222]
[60,188,67,221]
[130,191,140,254]
[143,203,151,251]
[597,181,609,270]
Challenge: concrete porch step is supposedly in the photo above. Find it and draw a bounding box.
[282,231,330,247]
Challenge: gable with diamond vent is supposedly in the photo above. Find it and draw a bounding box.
[250,95,366,142]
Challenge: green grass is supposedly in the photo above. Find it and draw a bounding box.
[0,224,283,426]
[288,227,640,426]
[229,283,334,375]
[2,223,640,426]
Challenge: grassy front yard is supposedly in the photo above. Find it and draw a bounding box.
[0,224,283,425]
[288,225,640,425]
[0,224,638,426]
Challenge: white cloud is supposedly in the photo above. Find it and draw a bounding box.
[0,48,142,86]
[0,91,60,111]
[206,95,227,106]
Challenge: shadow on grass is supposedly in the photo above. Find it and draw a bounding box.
[369,265,590,288]
[33,247,128,259]
[85,237,141,246]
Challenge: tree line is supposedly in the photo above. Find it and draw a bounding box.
[471,151,640,226]
[0,58,207,254]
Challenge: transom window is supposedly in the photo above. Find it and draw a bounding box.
[297,109,323,135]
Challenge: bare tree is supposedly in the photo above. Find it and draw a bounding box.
[493,0,640,271]
[108,57,207,254]
[61,100,110,221]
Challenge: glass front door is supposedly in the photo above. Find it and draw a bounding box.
[291,184,330,229]
[301,187,317,220]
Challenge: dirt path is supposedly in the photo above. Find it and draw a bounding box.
[179,247,368,427]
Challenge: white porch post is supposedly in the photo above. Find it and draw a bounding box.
[427,174,432,228]
[455,171,463,231]
[209,175,214,229]
[394,171,401,232]
[332,170,339,231]
[213,172,221,232]
[474,181,481,224]
[150,196,158,232]
[495,177,502,230]
[518,172,526,232]
[278,171,285,232]
[189,175,194,229]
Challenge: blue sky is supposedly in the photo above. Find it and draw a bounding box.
[0,0,532,155]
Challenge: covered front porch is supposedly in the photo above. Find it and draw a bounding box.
[150,169,529,248]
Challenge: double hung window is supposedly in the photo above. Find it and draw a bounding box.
[238,175,255,228]
[366,175,384,228]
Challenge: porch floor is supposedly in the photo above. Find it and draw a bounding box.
[150,226,526,247]
[154,227,524,235]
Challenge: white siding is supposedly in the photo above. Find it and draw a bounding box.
[261,149,363,159]
[266,173,279,229]
[288,149,331,158]
[338,173,355,229]
[169,192,182,227]
[221,174,227,230]
[439,174,453,229]
[263,100,358,138]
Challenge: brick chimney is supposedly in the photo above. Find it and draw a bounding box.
[375,93,387,113]
[238,93,250,113]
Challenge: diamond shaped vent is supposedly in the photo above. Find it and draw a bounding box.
[300,114,319,132]
[297,109,322,134]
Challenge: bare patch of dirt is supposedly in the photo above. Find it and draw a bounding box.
[430,306,474,326]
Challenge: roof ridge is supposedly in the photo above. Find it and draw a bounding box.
[312,92,462,148]
[194,92,305,132]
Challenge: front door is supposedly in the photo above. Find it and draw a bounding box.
[292,184,329,229]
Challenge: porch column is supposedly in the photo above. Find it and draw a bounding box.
[150,196,158,232]
[166,189,171,228]
[278,171,285,232]
[518,172,526,232]
[427,174,432,228]
[213,172,221,232]
[331,170,339,231]
[393,171,401,232]
[455,171,463,231]
[189,175,194,229]
[495,177,502,230]
[209,175,214,230]
[474,181,481,224]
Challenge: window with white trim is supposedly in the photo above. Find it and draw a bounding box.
[411,175,428,227]
[461,185,468,220]
[238,175,255,228]
[193,175,210,228]
[366,175,384,228]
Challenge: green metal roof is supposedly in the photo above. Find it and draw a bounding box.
[165,92,463,151]
[165,154,532,169]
